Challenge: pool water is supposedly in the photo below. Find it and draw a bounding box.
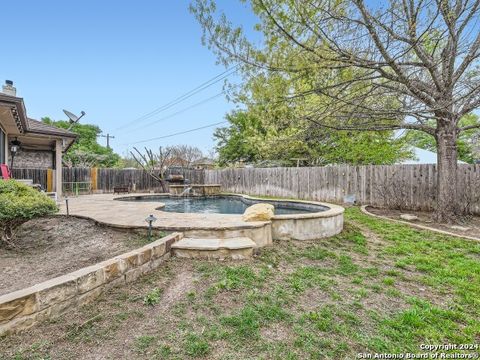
[136,197,319,215]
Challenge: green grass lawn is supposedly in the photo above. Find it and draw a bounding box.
[2,207,479,359]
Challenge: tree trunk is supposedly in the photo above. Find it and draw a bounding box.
[159,179,168,193]
[435,123,458,223]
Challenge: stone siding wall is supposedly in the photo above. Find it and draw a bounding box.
[0,232,182,336]
[11,149,53,169]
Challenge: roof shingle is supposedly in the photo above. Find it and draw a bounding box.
[27,118,77,137]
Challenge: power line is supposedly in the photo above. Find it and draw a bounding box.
[125,121,228,145]
[98,133,115,149]
[115,66,238,131]
[128,92,225,133]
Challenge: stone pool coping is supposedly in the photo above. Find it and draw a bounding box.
[168,184,222,187]
[229,194,345,220]
[0,232,182,336]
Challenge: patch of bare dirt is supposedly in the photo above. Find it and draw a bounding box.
[160,266,198,307]
[260,323,293,342]
[80,261,200,360]
[0,215,153,295]
[0,259,204,360]
[367,206,480,238]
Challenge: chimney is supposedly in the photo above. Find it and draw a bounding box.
[2,80,17,96]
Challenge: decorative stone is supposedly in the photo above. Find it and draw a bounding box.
[450,225,471,232]
[138,247,152,265]
[103,275,126,292]
[0,289,37,324]
[45,298,76,317]
[0,312,38,336]
[400,214,418,221]
[172,237,255,260]
[116,250,140,270]
[151,242,166,259]
[71,266,105,294]
[35,275,77,310]
[242,203,275,222]
[77,287,104,307]
[125,264,146,283]
[100,259,123,283]
[149,257,166,270]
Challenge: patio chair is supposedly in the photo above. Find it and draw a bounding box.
[0,164,11,179]
[1,164,43,191]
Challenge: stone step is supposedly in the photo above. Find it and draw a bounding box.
[171,237,255,260]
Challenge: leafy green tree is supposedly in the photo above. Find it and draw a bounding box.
[214,65,412,166]
[213,111,265,165]
[42,117,120,167]
[192,0,480,222]
[216,111,412,166]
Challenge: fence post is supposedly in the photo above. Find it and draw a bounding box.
[47,169,53,192]
[91,167,98,193]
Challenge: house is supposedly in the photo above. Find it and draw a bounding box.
[192,158,215,170]
[0,80,77,196]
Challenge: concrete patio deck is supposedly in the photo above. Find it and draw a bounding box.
[58,194,267,231]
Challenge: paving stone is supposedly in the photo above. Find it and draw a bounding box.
[400,214,418,221]
[450,225,471,232]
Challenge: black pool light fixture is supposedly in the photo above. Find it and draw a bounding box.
[145,214,157,240]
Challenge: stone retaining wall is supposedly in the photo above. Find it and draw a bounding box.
[0,232,182,336]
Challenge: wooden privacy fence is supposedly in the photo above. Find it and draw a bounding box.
[12,165,480,214]
[12,167,205,193]
[205,165,480,214]
[11,168,49,188]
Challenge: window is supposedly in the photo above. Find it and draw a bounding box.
[0,128,5,164]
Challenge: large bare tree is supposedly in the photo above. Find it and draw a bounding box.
[192,0,480,222]
[171,145,204,169]
[130,146,173,192]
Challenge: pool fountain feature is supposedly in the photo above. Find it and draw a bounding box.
[179,186,192,197]
[169,184,222,197]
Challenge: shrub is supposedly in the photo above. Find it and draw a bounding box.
[0,180,58,246]
[143,288,162,306]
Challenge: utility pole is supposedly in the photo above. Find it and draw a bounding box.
[99,133,115,149]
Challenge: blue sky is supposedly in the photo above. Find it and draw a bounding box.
[0,1,256,157]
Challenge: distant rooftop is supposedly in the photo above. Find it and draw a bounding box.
[192,158,215,165]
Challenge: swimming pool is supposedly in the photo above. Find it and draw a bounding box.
[118,195,327,215]
[115,194,343,241]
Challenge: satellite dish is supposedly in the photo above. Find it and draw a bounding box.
[63,109,86,130]
[63,109,81,123]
